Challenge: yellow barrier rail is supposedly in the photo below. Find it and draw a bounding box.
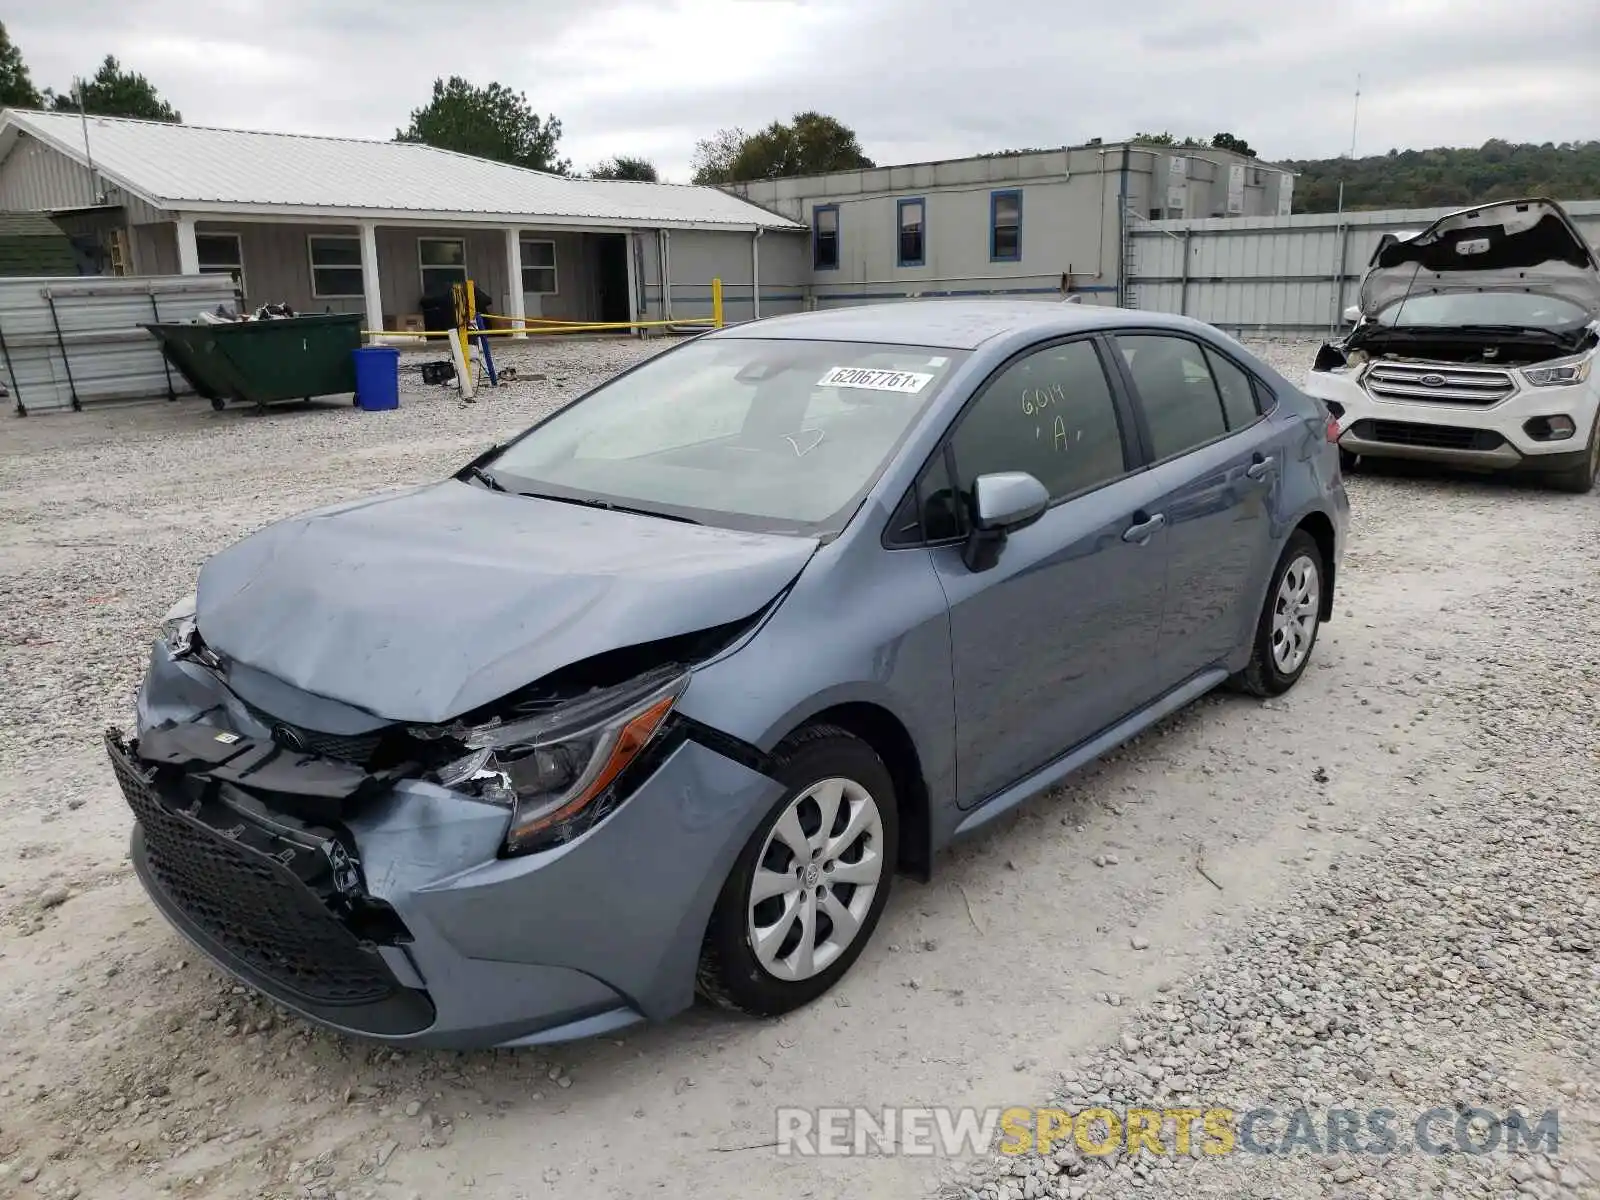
[359,276,725,344]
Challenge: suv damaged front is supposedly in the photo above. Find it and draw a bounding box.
[1305,198,1600,492]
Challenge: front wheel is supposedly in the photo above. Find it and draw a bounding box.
[1234,529,1325,697]
[1543,416,1600,494]
[697,725,897,1017]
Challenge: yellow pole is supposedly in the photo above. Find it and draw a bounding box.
[460,279,476,369]
[712,277,724,328]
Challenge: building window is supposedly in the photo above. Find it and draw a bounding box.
[196,232,244,292]
[897,197,926,267]
[419,237,467,296]
[813,204,839,270]
[308,235,363,299]
[520,238,558,294]
[990,190,1022,262]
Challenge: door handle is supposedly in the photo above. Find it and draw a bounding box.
[1246,455,1276,481]
[1122,512,1166,544]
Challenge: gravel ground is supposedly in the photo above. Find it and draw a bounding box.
[0,334,1596,1200]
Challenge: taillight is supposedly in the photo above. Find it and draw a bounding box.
[1326,415,1340,442]
[1323,400,1344,442]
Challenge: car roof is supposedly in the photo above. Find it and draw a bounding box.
[711,299,1197,350]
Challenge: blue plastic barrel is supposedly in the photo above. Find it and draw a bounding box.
[353,346,400,411]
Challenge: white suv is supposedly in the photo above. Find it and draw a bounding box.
[1305,198,1600,493]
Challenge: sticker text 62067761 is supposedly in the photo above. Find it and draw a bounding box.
[817,366,935,394]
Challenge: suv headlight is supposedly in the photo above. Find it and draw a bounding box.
[434,667,688,855]
[161,594,199,657]
[1522,357,1592,388]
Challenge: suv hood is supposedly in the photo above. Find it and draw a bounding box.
[1359,198,1600,319]
[194,480,818,724]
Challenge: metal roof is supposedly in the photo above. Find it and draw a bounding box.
[0,110,801,231]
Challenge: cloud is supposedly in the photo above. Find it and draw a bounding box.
[7,0,1597,181]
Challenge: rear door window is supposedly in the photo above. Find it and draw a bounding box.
[1203,347,1262,430]
[1115,334,1230,460]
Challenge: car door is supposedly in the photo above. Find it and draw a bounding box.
[911,337,1172,809]
[1108,332,1285,681]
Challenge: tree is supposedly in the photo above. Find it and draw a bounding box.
[1211,132,1257,159]
[1281,139,1600,213]
[49,55,180,122]
[589,156,659,182]
[1131,131,1211,149]
[397,77,569,174]
[0,21,41,109]
[690,127,749,185]
[691,112,873,184]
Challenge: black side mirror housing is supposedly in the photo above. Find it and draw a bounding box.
[962,472,1050,572]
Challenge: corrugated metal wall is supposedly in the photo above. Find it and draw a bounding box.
[0,275,239,415]
[1128,199,1600,336]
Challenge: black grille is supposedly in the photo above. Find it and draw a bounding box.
[1352,419,1506,452]
[108,736,400,1007]
[240,701,384,766]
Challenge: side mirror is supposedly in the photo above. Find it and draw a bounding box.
[963,472,1049,572]
[1343,305,1362,324]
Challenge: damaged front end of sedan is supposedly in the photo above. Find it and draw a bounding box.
[110,583,785,1047]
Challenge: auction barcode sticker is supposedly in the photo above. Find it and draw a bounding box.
[817,366,935,394]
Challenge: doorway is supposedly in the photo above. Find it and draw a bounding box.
[595,234,631,324]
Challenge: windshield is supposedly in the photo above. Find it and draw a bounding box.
[485,337,967,535]
[1374,291,1589,330]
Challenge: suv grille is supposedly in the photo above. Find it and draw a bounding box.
[1362,362,1515,405]
[108,734,401,1007]
[1350,419,1507,452]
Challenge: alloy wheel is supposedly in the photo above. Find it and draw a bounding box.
[1271,554,1320,674]
[746,777,885,982]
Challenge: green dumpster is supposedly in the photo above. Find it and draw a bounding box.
[143,314,364,411]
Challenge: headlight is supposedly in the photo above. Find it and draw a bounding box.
[434,667,688,854]
[1522,357,1592,388]
[161,594,199,658]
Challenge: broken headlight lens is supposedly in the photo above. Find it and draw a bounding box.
[161,593,199,658]
[1521,357,1592,388]
[435,667,689,854]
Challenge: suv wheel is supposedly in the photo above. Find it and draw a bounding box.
[697,725,898,1017]
[1235,530,1325,697]
[1544,416,1600,494]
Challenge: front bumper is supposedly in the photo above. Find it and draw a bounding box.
[115,644,784,1049]
[1306,368,1598,472]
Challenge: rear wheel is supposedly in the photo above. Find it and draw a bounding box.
[1235,530,1325,698]
[696,725,897,1017]
[1543,416,1600,494]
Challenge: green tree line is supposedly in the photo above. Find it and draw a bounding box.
[1281,140,1600,212]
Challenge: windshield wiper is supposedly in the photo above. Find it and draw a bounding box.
[462,465,506,491]
[518,491,701,525]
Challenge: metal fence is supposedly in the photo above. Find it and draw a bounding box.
[1125,199,1600,339]
[1,274,239,416]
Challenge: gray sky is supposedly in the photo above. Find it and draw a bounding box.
[9,0,1598,180]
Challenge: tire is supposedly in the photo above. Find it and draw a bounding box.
[1543,416,1600,494]
[1234,529,1326,698]
[696,724,898,1017]
[1338,448,1359,474]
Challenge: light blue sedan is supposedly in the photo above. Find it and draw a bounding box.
[110,300,1349,1047]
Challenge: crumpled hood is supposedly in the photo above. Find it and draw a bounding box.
[195,480,818,724]
[1360,198,1600,318]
